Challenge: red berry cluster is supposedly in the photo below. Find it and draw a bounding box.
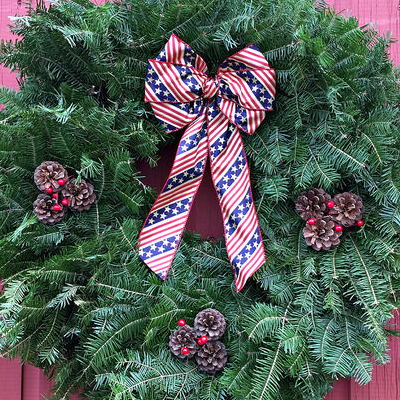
[44,179,69,210]
[306,199,363,231]
[177,319,209,354]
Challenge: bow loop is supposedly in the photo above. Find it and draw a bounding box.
[156,34,209,73]
[214,44,276,134]
[145,36,276,135]
[145,60,208,133]
[145,61,205,104]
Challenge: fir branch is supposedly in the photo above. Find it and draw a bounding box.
[95,282,156,298]
[192,247,231,266]
[257,344,283,400]
[349,237,379,306]
[361,132,383,166]
[343,318,372,384]
[324,139,366,169]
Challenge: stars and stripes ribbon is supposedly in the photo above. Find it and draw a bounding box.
[138,34,276,292]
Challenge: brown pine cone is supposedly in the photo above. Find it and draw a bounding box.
[295,188,331,221]
[195,340,228,374]
[330,192,364,227]
[303,216,342,251]
[61,178,96,212]
[33,194,66,225]
[34,161,67,192]
[169,325,199,359]
[194,308,226,340]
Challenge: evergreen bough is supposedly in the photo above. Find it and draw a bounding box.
[0,0,399,399]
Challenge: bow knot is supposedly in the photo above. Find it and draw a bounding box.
[203,76,219,99]
[138,34,276,292]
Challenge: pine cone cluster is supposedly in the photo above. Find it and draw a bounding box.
[33,161,96,225]
[295,188,364,251]
[169,308,228,374]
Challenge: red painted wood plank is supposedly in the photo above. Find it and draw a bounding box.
[0,0,23,89]
[325,378,351,400]
[347,313,400,400]
[22,364,52,400]
[22,364,81,400]
[326,0,400,65]
[0,358,22,400]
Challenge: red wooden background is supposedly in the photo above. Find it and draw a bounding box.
[1,0,400,399]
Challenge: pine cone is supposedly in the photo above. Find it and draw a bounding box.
[195,340,228,374]
[295,188,331,221]
[169,325,199,359]
[61,178,96,211]
[303,216,342,251]
[33,194,66,225]
[34,161,68,192]
[330,192,364,227]
[194,308,226,340]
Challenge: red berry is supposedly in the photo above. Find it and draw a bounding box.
[52,193,59,199]
[181,347,189,355]
[53,204,61,212]
[197,336,208,346]
[307,218,316,225]
[327,211,332,215]
[177,319,186,327]
[327,200,335,208]
[357,220,364,227]
[58,178,66,186]
[335,224,343,232]
[45,187,53,194]
[200,335,208,345]
[61,198,69,206]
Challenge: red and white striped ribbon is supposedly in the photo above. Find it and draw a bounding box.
[138,34,276,291]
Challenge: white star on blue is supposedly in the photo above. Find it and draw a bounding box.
[139,234,180,276]
[209,122,236,160]
[162,159,205,194]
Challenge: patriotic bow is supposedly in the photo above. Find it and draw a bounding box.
[138,34,276,292]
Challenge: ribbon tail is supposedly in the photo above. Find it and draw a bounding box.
[207,103,266,292]
[138,110,208,280]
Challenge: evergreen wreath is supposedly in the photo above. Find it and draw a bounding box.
[0,0,399,399]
